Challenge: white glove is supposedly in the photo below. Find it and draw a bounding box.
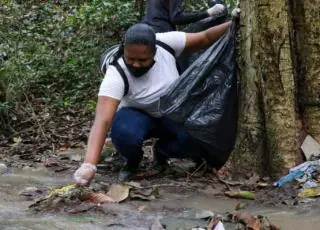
[207,4,225,17]
[73,163,97,185]
[231,8,241,19]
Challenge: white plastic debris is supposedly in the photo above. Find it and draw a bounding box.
[0,163,7,174]
[301,135,320,160]
[214,221,225,230]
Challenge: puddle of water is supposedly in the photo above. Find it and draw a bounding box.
[1,168,320,230]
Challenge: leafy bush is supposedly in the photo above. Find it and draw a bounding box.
[0,0,139,122]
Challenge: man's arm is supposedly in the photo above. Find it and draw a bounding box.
[84,96,120,165]
[169,0,209,25]
[184,21,232,54]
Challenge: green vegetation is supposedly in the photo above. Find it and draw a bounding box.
[0,0,236,137]
[0,0,139,129]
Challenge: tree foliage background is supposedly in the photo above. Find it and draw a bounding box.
[1,0,237,155]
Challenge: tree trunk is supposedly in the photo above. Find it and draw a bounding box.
[229,0,319,177]
[292,0,320,143]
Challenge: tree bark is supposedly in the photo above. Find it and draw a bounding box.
[227,0,320,176]
[292,0,320,143]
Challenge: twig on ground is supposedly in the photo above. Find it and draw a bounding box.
[57,119,91,132]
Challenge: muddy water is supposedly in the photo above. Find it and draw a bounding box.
[0,168,319,230]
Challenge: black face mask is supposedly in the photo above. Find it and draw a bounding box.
[124,59,155,78]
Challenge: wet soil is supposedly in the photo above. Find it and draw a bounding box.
[1,149,320,230]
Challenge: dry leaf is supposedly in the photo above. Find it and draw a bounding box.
[86,192,115,203]
[124,181,143,188]
[107,184,130,202]
[137,205,147,212]
[233,212,261,230]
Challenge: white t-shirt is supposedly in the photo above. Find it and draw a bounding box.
[98,31,187,117]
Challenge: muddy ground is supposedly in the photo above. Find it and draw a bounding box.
[1,146,320,230]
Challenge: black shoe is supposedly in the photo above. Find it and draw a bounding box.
[153,152,169,173]
[154,160,169,173]
[118,164,138,183]
[118,169,135,182]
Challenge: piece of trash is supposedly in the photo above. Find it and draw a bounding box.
[207,214,223,230]
[303,180,318,188]
[0,163,8,174]
[290,159,320,173]
[225,191,255,200]
[301,135,320,160]
[213,221,225,230]
[298,187,320,198]
[273,169,304,187]
[71,154,82,162]
[106,184,130,202]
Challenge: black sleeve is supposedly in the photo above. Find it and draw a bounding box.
[169,0,209,25]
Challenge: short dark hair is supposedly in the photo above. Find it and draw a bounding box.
[124,23,156,53]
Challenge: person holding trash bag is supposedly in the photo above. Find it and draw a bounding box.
[142,0,226,33]
[74,9,240,185]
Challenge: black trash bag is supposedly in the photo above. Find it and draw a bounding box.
[177,1,228,73]
[159,22,237,165]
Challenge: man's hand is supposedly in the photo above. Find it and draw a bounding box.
[74,163,97,185]
[207,4,225,17]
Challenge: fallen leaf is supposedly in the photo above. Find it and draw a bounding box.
[124,181,143,188]
[233,212,261,230]
[256,182,269,188]
[129,186,159,201]
[86,192,115,203]
[225,191,255,200]
[44,160,59,167]
[130,191,156,201]
[13,136,22,144]
[137,205,147,212]
[107,184,130,202]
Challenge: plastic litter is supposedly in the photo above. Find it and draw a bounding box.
[301,135,320,160]
[214,221,225,230]
[273,170,304,187]
[298,187,320,198]
[160,22,238,166]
